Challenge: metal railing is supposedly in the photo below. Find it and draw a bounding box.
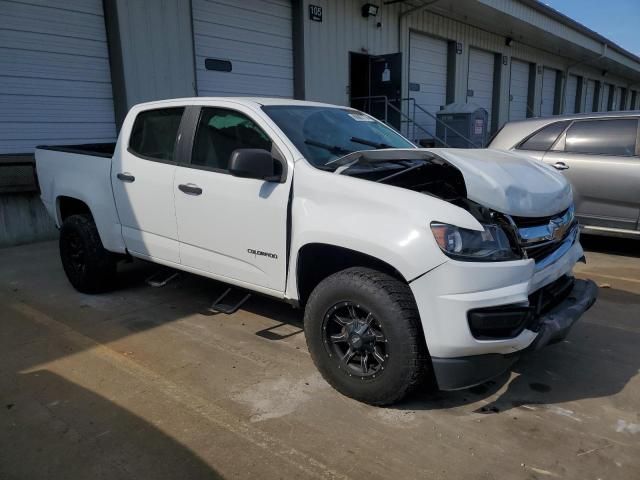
[351,95,481,148]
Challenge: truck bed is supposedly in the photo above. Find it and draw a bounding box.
[34,142,125,253]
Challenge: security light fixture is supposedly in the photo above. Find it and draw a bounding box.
[362,3,379,18]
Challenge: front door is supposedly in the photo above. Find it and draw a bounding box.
[173,103,291,293]
[543,117,640,231]
[111,107,184,263]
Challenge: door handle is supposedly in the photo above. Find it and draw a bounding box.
[552,162,570,171]
[117,172,135,182]
[178,183,203,195]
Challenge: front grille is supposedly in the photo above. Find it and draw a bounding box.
[510,208,569,228]
[505,206,576,265]
[524,240,563,262]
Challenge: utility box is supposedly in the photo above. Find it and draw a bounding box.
[435,103,488,148]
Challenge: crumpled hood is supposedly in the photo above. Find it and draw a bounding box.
[424,148,573,217]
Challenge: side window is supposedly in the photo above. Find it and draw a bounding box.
[565,119,638,156]
[129,108,185,161]
[517,121,569,151]
[191,108,272,171]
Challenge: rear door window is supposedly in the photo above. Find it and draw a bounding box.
[564,119,638,156]
[129,108,185,161]
[517,121,569,151]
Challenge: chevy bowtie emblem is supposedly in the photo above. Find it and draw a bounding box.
[546,217,568,242]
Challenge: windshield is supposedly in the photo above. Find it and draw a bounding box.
[262,105,415,169]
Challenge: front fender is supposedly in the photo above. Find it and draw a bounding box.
[285,161,480,300]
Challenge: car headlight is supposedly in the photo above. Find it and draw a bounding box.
[430,222,520,261]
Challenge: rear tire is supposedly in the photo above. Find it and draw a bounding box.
[304,267,429,405]
[59,214,117,293]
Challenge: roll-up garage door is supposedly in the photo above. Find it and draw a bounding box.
[611,86,621,110]
[0,0,116,154]
[192,0,293,98]
[563,74,578,114]
[584,79,595,112]
[601,84,611,111]
[408,32,448,139]
[467,48,495,127]
[540,68,557,117]
[508,59,529,121]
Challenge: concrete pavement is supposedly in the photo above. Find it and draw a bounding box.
[0,237,638,479]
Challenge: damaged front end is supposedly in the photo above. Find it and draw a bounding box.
[334,148,578,268]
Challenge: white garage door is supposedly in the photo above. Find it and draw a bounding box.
[584,79,595,112]
[467,48,495,127]
[600,84,611,111]
[508,59,529,121]
[192,0,293,98]
[0,0,116,154]
[564,74,578,114]
[611,86,621,110]
[540,68,557,117]
[408,32,448,139]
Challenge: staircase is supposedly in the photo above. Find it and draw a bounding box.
[351,96,480,148]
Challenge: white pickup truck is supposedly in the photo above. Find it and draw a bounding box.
[36,97,597,405]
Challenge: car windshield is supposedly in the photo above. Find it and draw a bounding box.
[262,105,415,170]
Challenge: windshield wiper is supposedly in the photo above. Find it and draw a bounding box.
[350,136,390,149]
[304,138,353,156]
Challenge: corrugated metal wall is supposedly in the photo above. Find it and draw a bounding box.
[110,0,196,109]
[303,0,404,105]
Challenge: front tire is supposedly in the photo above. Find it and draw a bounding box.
[304,267,429,405]
[59,214,117,293]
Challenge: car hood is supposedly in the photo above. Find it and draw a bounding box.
[423,148,572,217]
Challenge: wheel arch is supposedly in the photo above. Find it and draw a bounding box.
[56,195,93,225]
[294,242,409,306]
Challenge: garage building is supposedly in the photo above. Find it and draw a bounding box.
[2,0,640,245]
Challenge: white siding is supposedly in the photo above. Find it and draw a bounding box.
[584,79,595,112]
[0,0,116,154]
[192,0,294,97]
[540,68,557,117]
[509,59,529,120]
[564,74,578,114]
[467,48,495,126]
[408,32,448,139]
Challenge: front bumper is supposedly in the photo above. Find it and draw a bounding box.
[409,233,598,390]
[430,279,598,390]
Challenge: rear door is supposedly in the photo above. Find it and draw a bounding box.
[173,102,291,293]
[111,107,184,263]
[543,117,640,231]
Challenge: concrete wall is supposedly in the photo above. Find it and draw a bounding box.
[0,193,57,248]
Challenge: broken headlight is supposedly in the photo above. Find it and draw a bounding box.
[430,222,520,261]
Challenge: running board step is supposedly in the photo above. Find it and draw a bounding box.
[207,287,251,315]
[146,268,180,287]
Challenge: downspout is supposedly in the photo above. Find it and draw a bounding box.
[561,43,607,113]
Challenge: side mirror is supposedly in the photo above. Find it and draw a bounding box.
[228,149,281,182]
